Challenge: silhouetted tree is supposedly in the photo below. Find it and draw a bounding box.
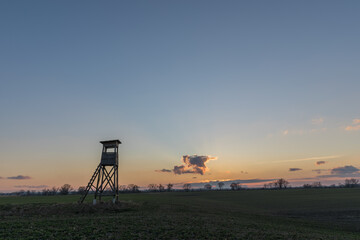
[167,183,173,192]
[312,182,322,188]
[230,182,241,190]
[50,186,59,195]
[204,184,212,190]
[218,182,224,190]
[274,178,289,189]
[148,184,158,192]
[264,182,276,189]
[77,186,86,195]
[303,184,312,188]
[127,184,139,192]
[345,178,359,188]
[59,184,72,195]
[42,188,50,196]
[183,183,191,192]
[119,185,127,192]
[158,184,165,192]
[17,190,25,196]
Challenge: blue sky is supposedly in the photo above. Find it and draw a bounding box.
[0,1,360,191]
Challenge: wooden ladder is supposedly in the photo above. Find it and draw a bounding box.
[79,164,101,203]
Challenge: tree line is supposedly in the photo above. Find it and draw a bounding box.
[8,178,360,196]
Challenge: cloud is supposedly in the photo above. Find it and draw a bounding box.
[14,185,48,189]
[155,169,172,173]
[312,169,329,174]
[270,155,340,164]
[179,178,276,189]
[289,168,302,172]
[312,118,324,125]
[345,119,360,131]
[157,155,217,175]
[173,165,196,174]
[315,165,360,178]
[184,155,217,174]
[0,176,2,179]
[316,161,326,165]
[353,119,360,124]
[345,125,360,131]
[7,175,31,180]
[281,125,326,137]
[310,128,327,133]
[331,165,359,175]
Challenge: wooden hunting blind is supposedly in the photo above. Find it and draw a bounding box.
[79,140,121,204]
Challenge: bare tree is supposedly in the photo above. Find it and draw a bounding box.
[183,183,191,191]
[303,182,322,188]
[218,182,224,190]
[59,184,72,195]
[167,183,173,192]
[77,186,86,195]
[158,184,165,192]
[119,185,127,192]
[264,183,274,189]
[345,178,359,188]
[50,186,59,195]
[127,184,139,192]
[42,188,50,196]
[148,184,158,192]
[230,182,240,190]
[204,184,212,190]
[274,178,289,189]
[312,182,322,188]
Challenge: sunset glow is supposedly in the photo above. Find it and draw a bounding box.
[0,1,360,193]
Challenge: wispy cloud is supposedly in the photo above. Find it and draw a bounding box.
[282,129,305,136]
[14,185,48,189]
[312,117,324,125]
[289,168,302,172]
[317,173,360,179]
[7,175,31,180]
[316,161,326,165]
[181,178,276,189]
[353,119,360,124]
[312,169,329,174]
[282,118,327,137]
[271,155,340,164]
[345,125,360,131]
[345,119,360,131]
[155,169,172,173]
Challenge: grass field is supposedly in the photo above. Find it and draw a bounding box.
[1,188,360,239]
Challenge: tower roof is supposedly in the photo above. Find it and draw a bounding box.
[100,139,121,145]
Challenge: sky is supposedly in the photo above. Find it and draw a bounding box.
[0,1,360,192]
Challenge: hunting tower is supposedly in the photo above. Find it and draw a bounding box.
[79,139,121,204]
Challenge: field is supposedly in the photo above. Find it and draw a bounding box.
[1,188,360,239]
